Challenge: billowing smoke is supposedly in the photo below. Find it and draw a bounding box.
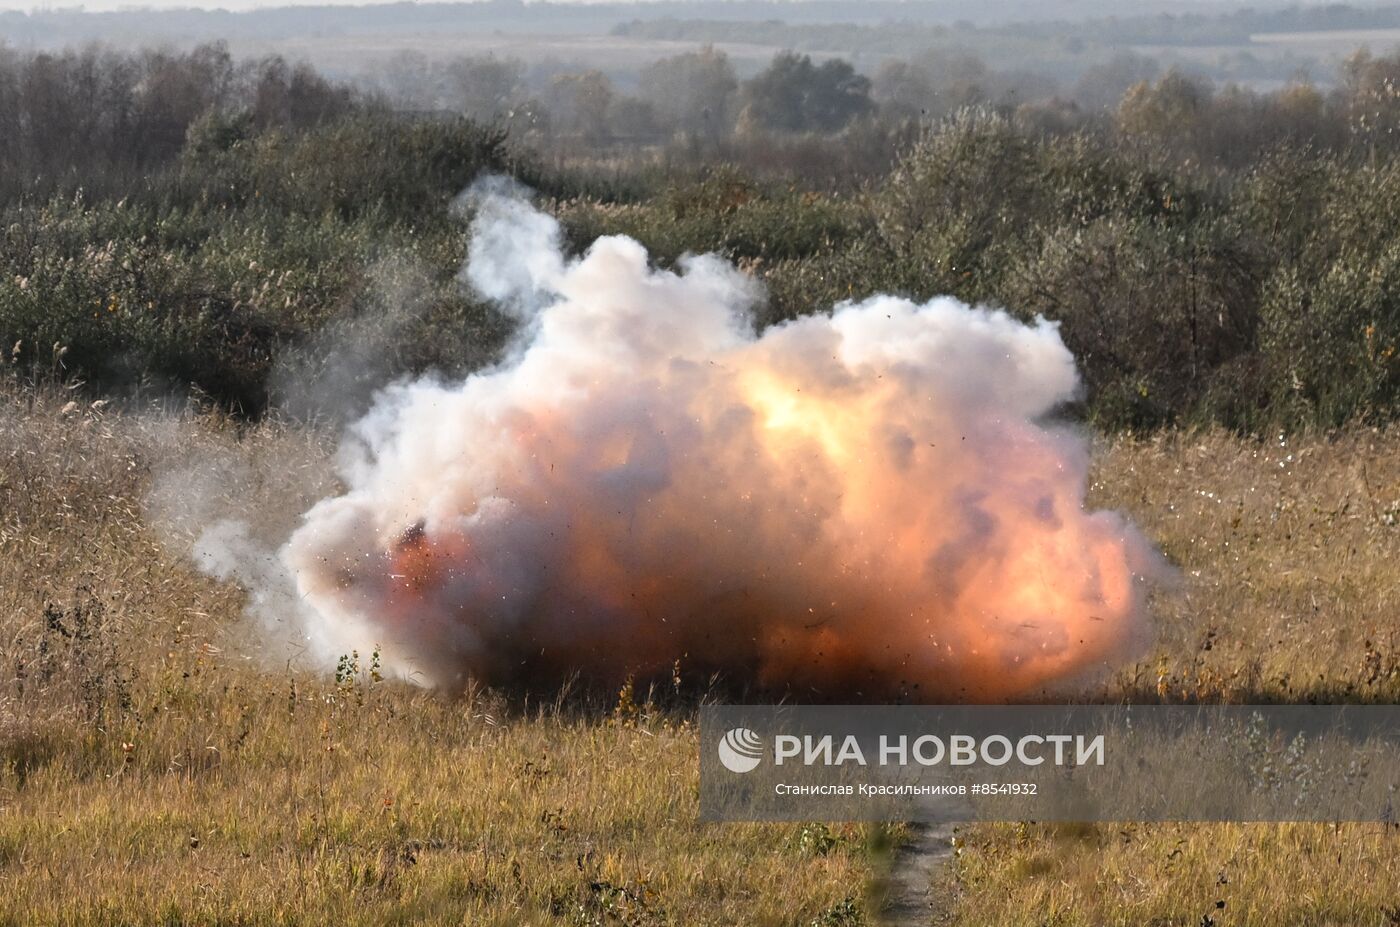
[262,181,1160,698]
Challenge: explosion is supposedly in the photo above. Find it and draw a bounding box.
[272,180,1160,698]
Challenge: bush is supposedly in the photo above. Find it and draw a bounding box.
[0,111,518,413]
[175,112,516,224]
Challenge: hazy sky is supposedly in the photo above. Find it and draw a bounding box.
[0,0,1275,18]
[0,0,625,11]
[0,0,1234,13]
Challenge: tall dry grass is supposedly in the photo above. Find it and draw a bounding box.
[940,427,1400,926]
[1097,427,1400,703]
[3,384,1398,925]
[0,386,890,926]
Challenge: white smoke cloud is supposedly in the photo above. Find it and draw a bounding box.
[456,175,566,319]
[235,179,1164,698]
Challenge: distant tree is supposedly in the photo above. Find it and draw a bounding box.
[17,52,82,168]
[872,60,935,121]
[909,50,997,113]
[1275,81,1326,125]
[742,52,874,134]
[1003,214,1259,430]
[445,55,525,122]
[377,50,439,110]
[639,45,738,142]
[873,108,1045,300]
[249,56,352,130]
[1013,98,1087,136]
[1339,48,1400,156]
[0,47,18,166]
[546,70,614,144]
[183,107,253,158]
[135,43,235,161]
[1074,53,1160,111]
[1268,81,1337,149]
[1116,70,1212,152]
[608,96,663,143]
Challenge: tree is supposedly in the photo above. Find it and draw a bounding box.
[639,46,738,142]
[377,50,439,111]
[742,52,874,134]
[872,60,935,122]
[1118,71,1209,136]
[546,70,614,144]
[1116,69,1212,157]
[445,55,525,122]
[1074,53,1160,111]
[135,43,234,163]
[1339,48,1400,155]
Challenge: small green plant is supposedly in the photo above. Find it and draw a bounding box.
[797,823,842,857]
[810,896,863,926]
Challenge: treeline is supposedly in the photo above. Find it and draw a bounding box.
[0,44,356,203]
[1,44,1399,430]
[16,38,1400,189]
[366,42,1400,180]
[366,44,907,179]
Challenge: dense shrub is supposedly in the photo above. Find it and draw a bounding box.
[0,112,517,412]
[173,112,515,222]
[558,168,866,265]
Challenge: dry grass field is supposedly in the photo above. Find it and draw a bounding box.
[0,387,894,926]
[941,427,1400,926]
[1,383,1398,925]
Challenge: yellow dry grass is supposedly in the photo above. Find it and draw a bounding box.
[0,388,891,926]
[940,427,1400,927]
[2,385,1398,925]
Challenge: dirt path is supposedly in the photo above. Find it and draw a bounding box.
[879,822,955,926]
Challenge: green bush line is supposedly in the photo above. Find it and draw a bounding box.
[3,104,1398,430]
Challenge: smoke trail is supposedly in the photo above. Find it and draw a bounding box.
[272,180,1161,697]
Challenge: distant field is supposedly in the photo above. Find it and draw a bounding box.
[1129,27,1400,87]
[225,32,852,83]
[1253,27,1400,52]
[51,16,1393,89]
[244,26,1362,92]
